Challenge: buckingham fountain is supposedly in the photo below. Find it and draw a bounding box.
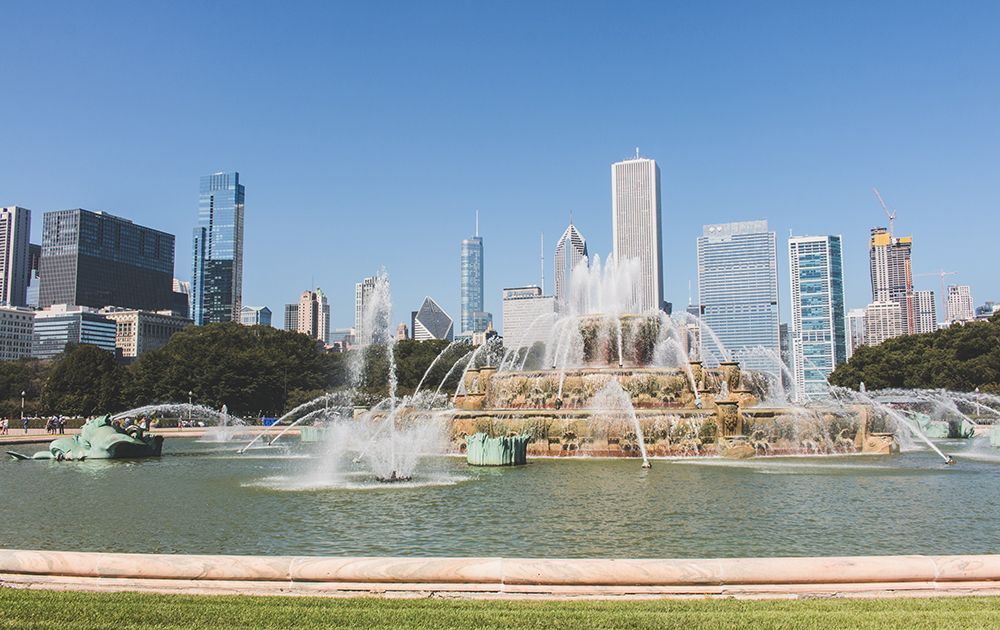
[246,258,952,486]
[447,257,896,464]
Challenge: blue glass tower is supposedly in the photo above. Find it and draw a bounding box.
[460,215,488,334]
[192,172,245,325]
[788,235,846,399]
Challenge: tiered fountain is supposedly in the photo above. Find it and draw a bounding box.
[239,258,992,481]
[449,256,892,461]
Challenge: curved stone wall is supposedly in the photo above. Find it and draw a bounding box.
[3,549,1000,599]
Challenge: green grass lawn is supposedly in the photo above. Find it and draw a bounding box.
[2,589,1000,629]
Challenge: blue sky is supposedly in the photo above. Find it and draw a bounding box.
[2,1,998,330]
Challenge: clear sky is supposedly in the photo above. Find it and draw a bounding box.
[2,1,998,331]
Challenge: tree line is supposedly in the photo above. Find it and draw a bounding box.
[829,312,1000,393]
[0,323,471,418]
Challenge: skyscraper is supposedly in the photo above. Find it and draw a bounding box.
[913,290,937,334]
[846,308,867,359]
[296,288,331,344]
[283,304,299,331]
[946,285,975,323]
[413,297,454,341]
[26,243,41,308]
[696,221,780,376]
[39,209,175,311]
[553,221,588,308]
[788,235,846,399]
[869,227,914,334]
[865,301,903,346]
[355,276,378,344]
[0,207,32,307]
[460,216,489,334]
[612,153,663,312]
[192,172,245,325]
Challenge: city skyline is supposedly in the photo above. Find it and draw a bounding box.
[1,3,998,332]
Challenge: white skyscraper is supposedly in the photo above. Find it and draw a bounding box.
[0,207,32,307]
[355,276,378,344]
[846,308,867,359]
[611,153,663,312]
[946,285,974,323]
[913,290,937,334]
[553,222,588,308]
[865,301,903,347]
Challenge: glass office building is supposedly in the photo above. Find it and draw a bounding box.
[460,233,485,334]
[696,221,780,378]
[38,209,175,311]
[788,235,846,400]
[192,172,245,325]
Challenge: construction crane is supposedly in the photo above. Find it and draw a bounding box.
[872,187,896,237]
[915,270,958,320]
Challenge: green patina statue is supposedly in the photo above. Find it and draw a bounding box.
[8,415,163,461]
[466,432,529,466]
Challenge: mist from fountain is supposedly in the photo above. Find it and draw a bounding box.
[414,340,467,396]
[238,392,353,453]
[590,380,650,467]
[113,403,248,441]
[831,386,953,463]
[435,349,475,397]
[452,337,504,398]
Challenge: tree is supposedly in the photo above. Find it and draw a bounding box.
[124,323,348,416]
[0,359,50,417]
[355,339,469,402]
[830,316,1000,392]
[42,345,127,416]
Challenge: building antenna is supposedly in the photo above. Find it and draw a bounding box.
[540,232,545,294]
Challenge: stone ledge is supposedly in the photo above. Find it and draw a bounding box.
[2,549,1000,600]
